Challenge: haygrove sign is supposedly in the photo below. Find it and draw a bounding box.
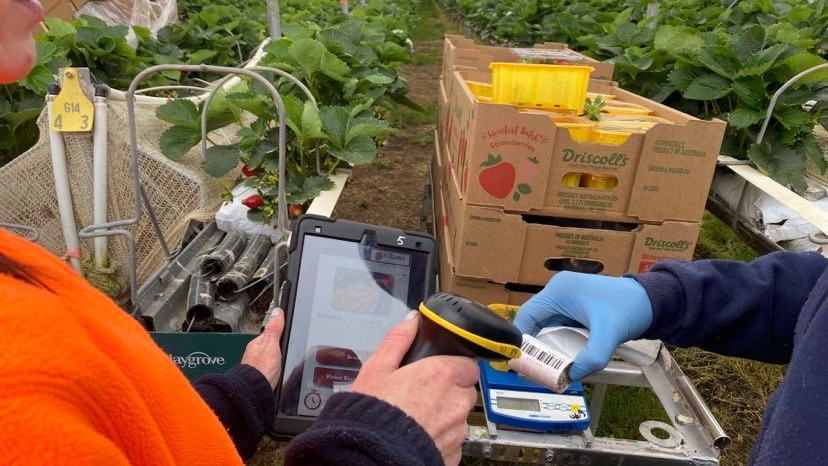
[170,351,227,369]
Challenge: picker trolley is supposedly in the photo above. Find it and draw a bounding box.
[419,166,730,465]
[462,347,730,465]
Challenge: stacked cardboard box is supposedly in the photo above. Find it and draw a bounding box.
[434,36,727,305]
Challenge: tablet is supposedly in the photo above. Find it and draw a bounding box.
[269,214,438,439]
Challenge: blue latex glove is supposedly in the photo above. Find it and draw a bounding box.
[513,271,654,380]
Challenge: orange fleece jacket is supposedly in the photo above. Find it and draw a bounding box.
[0,229,242,465]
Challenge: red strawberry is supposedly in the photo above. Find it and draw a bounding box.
[288,203,304,218]
[241,194,263,209]
[241,164,262,177]
[478,154,516,199]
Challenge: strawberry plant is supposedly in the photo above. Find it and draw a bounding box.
[1,0,418,167]
[656,22,828,192]
[152,13,426,224]
[156,84,392,223]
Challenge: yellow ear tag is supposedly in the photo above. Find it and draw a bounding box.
[50,68,94,133]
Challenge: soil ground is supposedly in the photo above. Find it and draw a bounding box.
[328,55,442,231]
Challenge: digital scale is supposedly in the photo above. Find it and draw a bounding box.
[479,361,590,432]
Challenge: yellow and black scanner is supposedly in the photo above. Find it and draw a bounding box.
[402,292,523,365]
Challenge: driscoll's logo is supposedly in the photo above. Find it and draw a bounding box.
[170,352,227,369]
[644,237,692,251]
[562,149,628,167]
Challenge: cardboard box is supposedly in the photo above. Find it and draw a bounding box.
[440,68,726,224]
[436,136,701,286]
[442,34,616,84]
[432,157,538,306]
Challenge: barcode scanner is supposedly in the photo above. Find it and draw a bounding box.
[401,292,523,365]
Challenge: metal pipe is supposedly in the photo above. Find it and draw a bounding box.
[0,223,40,242]
[675,373,731,450]
[46,85,82,274]
[266,0,282,38]
[92,85,110,267]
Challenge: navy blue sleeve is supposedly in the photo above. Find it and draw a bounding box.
[194,364,275,462]
[283,392,443,466]
[631,251,827,363]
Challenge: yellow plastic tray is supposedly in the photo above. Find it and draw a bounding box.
[465,79,493,98]
[602,100,653,116]
[588,129,632,145]
[490,62,594,111]
[556,122,595,141]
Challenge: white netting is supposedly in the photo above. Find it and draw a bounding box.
[0,86,237,296]
[78,0,179,46]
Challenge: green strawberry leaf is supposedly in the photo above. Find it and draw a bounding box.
[683,74,732,101]
[326,134,377,165]
[781,53,828,84]
[286,175,336,204]
[203,144,241,177]
[728,107,766,129]
[246,208,266,223]
[773,107,811,130]
[731,76,768,110]
[226,91,273,120]
[43,18,76,37]
[732,25,766,63]
[155,100,200,129]
[159,125,200,160]
[517,183,532,195]
[803,132,826,175]
[698,46,742,79]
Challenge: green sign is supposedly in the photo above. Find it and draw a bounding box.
[151,333,257,381]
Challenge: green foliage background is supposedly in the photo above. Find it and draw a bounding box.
[439,0,828,192]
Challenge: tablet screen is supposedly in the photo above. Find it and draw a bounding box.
[277,233,432,418]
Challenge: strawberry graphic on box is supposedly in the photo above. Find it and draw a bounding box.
[478,154,516,199]
[511,156,539,201]
[478,154,539,201]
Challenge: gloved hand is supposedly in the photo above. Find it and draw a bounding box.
[513,272,653,380]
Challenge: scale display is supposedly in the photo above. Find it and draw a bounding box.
[479,361,590,432]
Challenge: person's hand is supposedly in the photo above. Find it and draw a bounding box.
[513,272,653,380]
[241,308,285,390]
[351,312,479,466]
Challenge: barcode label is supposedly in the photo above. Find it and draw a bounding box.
[522,339,566,370]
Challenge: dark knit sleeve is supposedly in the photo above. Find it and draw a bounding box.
[632,251,827,363]
[194,364,275,462]
[283,392,443,466]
